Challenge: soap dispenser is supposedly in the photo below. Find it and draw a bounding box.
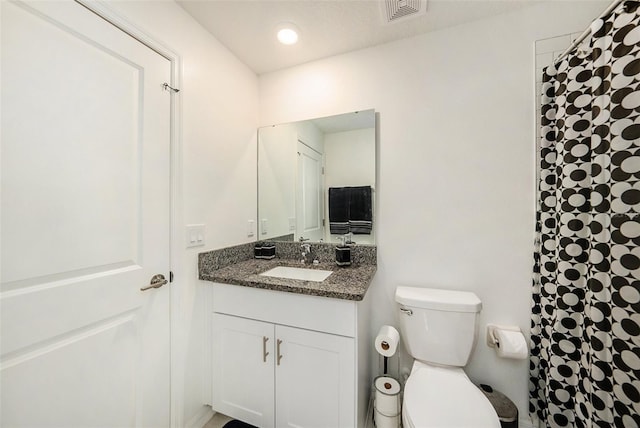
[335,234,352,266]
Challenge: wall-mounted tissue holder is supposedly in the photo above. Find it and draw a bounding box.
[486,324,518,348]
[486,324,528,360]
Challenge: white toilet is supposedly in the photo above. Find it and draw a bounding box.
[395,286,501,428]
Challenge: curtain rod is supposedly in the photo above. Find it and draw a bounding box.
[553,0,631,65]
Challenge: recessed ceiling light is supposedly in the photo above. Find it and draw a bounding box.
[277,24,299,45]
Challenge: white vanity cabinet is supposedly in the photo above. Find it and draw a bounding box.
[212,314,275,427]
[213,314,354,428]
[210,282,371,428]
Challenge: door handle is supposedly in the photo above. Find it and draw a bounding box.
[277,339,283,366]
[141,274,168,291]
[263,336,270,363]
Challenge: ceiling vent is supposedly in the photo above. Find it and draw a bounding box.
[380,0,427,24]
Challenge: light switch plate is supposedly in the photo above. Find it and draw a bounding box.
[261,218,268,235]
[247,220,255,237]
[186,224,205,248]
[288,217,296,231]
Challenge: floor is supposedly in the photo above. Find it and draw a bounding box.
[203,412,233,428]
[204,408,378,428]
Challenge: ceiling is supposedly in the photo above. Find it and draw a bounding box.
[177,0,539,75]
[311,109,376,133]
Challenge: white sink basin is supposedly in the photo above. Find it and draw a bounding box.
[260,266,333,282]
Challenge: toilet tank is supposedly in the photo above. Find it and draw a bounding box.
[395,286,482,367]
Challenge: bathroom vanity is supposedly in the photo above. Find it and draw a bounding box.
[199,242,376,428]
[201,108,378,427]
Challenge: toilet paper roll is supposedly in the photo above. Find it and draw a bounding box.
[374,376,401,416]
[374,409,400,428]
[375,325,400,357]
[495,328,528,359]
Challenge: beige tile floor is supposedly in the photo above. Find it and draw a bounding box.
[203,412,234,428]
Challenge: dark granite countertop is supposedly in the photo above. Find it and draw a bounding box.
[199,242,377,301]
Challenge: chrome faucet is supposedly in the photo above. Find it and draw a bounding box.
[301,242,312,264]
[342,232,354,245]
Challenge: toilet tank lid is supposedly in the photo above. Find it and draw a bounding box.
[395,287,482,312]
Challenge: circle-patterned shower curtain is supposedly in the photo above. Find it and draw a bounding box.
[531,2,640,427]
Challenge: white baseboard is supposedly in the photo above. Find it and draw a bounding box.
[185,405,214,428]
[519,417,536,428]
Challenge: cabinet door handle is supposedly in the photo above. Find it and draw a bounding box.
[277,339,283,366]
[263,336,270,363]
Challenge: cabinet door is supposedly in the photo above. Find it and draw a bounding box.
[275,325,355,428]
[212,314,275,428]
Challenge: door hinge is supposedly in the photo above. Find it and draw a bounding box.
[169,271,174,283]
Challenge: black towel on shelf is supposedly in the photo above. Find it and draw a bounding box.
[348,220,372,234]
[330,221,350,235]
[348,186,373,235]
[329,187,350,234]
[329,186,373,235]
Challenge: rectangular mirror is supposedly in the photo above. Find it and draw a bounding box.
[258,109,376,244]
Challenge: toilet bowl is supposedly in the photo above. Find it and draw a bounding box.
[395,286,501,428]
[402,361,500,428]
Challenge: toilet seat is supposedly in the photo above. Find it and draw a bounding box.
[403,361,501,428]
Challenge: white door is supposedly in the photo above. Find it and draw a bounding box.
[212,314,275,428]
[296,141,324,242]
[1,1,172,427]
[275,325,355,428]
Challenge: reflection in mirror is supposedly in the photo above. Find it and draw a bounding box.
[258,109,376,245]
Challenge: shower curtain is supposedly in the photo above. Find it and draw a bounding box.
[530,2,640,427]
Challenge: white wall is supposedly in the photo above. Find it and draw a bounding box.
[258,124,297,239]
[257,120,324,240]
[259,2,608,424]
[105,2,259,426]
[297,120,325,154]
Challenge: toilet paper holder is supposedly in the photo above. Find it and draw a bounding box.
[486,324,521,348]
